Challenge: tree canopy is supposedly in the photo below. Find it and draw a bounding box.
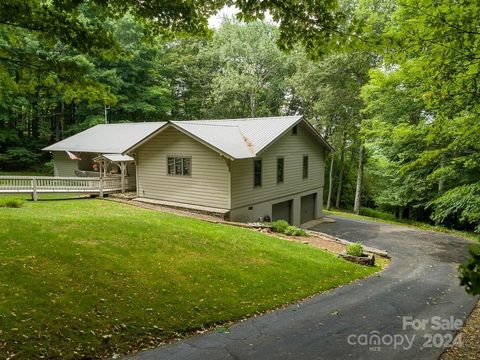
[1,0,479,292]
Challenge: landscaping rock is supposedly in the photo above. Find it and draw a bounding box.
[338,251,375,266]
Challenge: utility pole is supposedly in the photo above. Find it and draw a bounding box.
[104,105,110,124]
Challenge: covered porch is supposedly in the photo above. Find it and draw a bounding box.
[53,150,137,193]
[0,153,137,200]
[92,153,136,194]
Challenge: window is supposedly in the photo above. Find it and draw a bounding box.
[254,159,262,187]
[277,157,284,183]
[167,157,191,176]
[303,155,309,179]
[292,125,298,135]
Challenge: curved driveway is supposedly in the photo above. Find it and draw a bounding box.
[129,216,478,360]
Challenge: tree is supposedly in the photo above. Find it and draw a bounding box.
[206,19,292,118]
[366,0,480,230]
[360,67,431,218]
[160,38,217,120]
[357,0,480,295]
[459,245,480,296]
[289,51,372,209]
[0,0,344,80]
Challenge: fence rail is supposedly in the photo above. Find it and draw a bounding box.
[0,176,136,200]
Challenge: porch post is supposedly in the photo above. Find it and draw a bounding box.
[121,162,125,193]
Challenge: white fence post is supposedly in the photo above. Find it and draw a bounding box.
[99,178,104,198]
[31,178,38,201]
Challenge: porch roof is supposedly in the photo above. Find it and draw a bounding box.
[93,154,134,163]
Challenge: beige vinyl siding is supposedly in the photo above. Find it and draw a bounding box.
[52,151,78,177]
[231,122,325,209]
[136,126,231,209]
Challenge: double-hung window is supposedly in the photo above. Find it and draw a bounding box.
[254,159,262,187]
[277,157,284,183]
[302,155,309,179]
[168,157,191,176]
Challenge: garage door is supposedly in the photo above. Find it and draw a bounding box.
[272,200,292,224]
[300,193,316,224]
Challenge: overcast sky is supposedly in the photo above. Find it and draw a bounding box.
[208,6,238,28]
[208,5,273,28]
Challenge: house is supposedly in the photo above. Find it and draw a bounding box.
[43,116,332,225]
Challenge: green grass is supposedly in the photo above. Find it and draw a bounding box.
[324,208,480,242]
[0,196,24,208]
[359,207,398,222]
[0,199,380,359]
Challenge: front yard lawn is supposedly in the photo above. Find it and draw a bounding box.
[0,198,380,359]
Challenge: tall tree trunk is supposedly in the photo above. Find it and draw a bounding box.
[54,103,61,141]
[60,101,65,139]
[69,103,75,128]
[438,179,444,193]
[335,131,347,208]
[249,92,256,117]
[353,144,365,215]
[32,100,39,139]
[326,155,334,210]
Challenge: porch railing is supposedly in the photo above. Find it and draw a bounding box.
[0,175,136,200]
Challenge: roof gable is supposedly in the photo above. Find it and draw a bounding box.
[170,116,332,158]
[43,116,332,159]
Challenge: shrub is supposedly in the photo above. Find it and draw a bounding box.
[284,226,308,237]
[459,244,480,295]
[359,207,397,222]
[271,220,289,233]
[43,159,55,175]
[346,242,364,257]
[0,197,24,208]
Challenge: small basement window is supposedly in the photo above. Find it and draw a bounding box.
[277,157,284,183]
[168,157,191,176]
[292,125,298,135]
[254,159,262,187]
[303,155,309,179]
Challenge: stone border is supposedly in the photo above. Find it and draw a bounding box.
[306,230,390,258]
[338,252,375,266]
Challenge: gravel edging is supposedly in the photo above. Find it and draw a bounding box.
[440,300,480,360]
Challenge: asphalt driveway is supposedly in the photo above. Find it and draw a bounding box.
[128,216,478,360]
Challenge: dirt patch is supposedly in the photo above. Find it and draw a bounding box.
[279,233,346,254]
[107,196,224,223]
[441,301,480,360]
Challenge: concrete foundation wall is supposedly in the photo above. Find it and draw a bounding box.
[229,186,323,226]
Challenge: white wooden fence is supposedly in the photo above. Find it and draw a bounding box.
[0,176,136,200]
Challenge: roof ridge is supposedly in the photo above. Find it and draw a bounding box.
[173,115,300,123]
[172,121,238,128]
[97,122,167,126]
[236,126,256,155]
